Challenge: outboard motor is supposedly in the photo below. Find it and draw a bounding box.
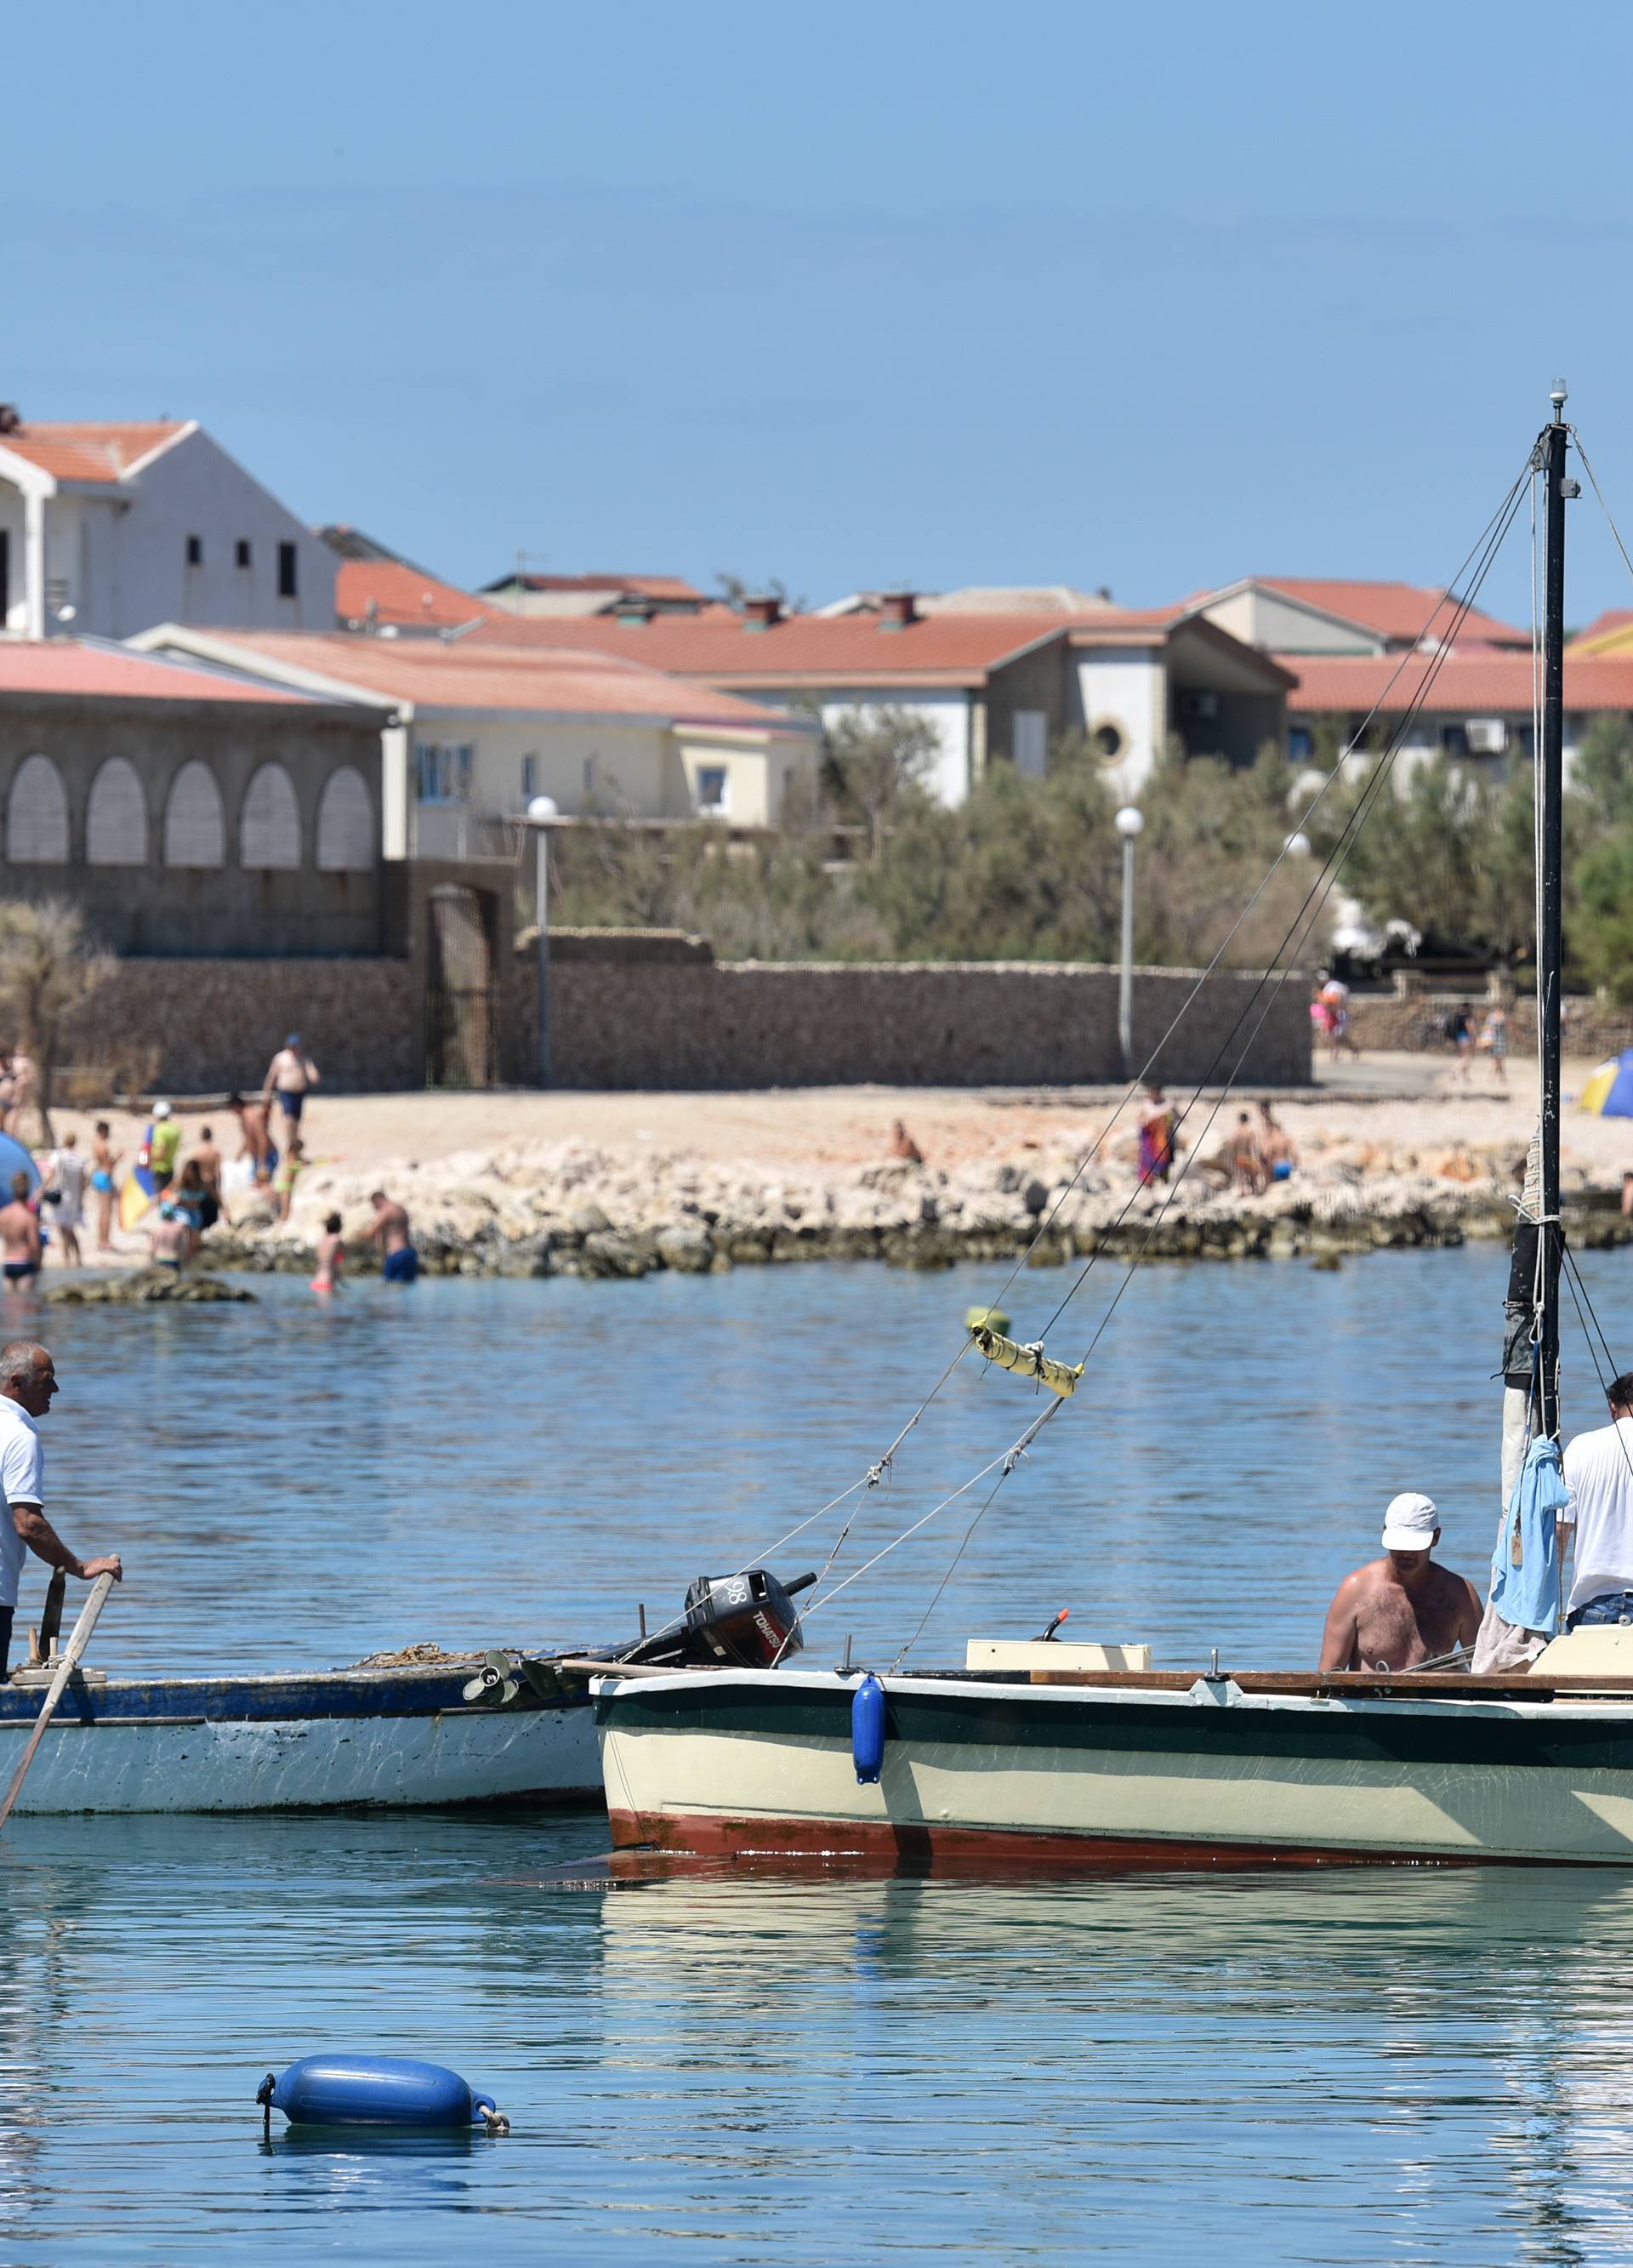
[618,1568,816,1668]
[680,1568,815,1667]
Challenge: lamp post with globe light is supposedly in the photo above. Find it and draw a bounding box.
[527,795,559,1086]
[1115,805,1144,1078]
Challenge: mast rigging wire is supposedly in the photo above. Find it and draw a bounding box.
[878,459,1540,1659]
[645,442,1549,1667]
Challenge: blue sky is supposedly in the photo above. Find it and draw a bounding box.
[10,1,1633,623]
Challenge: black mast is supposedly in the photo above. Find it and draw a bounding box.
[1537,385,1570,1439]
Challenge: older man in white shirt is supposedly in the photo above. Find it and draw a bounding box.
[1562,1371,1633,1628]
[0,1340,122,1677]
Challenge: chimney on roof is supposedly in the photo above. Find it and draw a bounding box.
[0,406,20,436]
[742,593,783,630]
[879,590,918,630]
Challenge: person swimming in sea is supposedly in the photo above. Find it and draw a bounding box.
[311,1212,345,1294]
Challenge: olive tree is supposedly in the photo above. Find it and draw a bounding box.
[0,900,115,1143]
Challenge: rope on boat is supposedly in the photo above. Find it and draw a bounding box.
[743,448,1546,1630]
[866,457,1543,1651]
[651,447,1550,1662]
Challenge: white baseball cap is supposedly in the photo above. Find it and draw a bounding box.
[151,1099,172,1120]
[1381,1491,1439,1551]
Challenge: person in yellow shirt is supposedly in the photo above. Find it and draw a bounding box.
[148,1101,182,1192]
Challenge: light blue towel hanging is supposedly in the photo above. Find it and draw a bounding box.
[1488,1434,1570,1635]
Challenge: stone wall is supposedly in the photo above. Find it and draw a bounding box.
[60,958,418,1093]
[50,934,1312,1098]
[1346,987,1633,1059]
[523,944,1312,1089]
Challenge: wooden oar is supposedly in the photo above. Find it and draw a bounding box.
[0,1573,115,1832]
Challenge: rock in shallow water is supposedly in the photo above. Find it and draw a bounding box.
[46,1268,255,1305]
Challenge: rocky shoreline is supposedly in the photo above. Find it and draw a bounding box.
[193,1132,1633,1281]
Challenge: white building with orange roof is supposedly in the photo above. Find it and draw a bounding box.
[1188,575,1528,658]
[127,624,822,856]
[465,588,1293,803]
[1282,649,1633,774]
[0,408,335,641]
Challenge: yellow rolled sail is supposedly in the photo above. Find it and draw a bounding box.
[968,1323,1084,1398]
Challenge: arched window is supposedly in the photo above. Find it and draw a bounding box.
[6,755,69,864]
[85,757,149,866]
[316,766,374,870]
[162,761,225,868]
[239,763,300,869]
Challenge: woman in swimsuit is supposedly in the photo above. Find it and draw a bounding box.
[90,1120,122,1253]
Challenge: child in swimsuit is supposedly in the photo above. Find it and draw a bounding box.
[311,1212,344,1294]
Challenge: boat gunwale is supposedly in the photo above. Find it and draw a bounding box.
[589,1664,1633,1723]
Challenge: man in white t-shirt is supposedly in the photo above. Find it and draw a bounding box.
[0,1340,122,1676]
[1562,1372,1633,1627]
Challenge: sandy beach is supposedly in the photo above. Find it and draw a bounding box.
[31,1050,1630,1280]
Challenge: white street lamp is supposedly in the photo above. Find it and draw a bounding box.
[1115,806,1143,1077]
[526,795,559,1087]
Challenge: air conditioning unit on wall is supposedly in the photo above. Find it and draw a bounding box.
[1465,718,1507,754]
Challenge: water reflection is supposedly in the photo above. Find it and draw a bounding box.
[1,1243,1631,2258]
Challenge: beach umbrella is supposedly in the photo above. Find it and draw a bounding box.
[118,1163,158,1234]
[0,1135,40,1199]
[1579,1050,1633,1116]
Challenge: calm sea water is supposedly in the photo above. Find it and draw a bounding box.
[3,1244,1632,2265]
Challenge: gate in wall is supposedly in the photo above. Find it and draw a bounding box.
[424,884,498,1087]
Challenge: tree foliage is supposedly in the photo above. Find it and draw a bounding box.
[542,712,1633,989]
[1312,712,1633,988]
[822,706,941,863]
[549,736,1311,968]
[0,899,115,1142]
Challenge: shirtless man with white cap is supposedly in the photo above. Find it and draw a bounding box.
[1318,1492,1482,1672]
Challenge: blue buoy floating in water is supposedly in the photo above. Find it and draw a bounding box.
[851,1672,886,1785]
[257,2054,509,2134]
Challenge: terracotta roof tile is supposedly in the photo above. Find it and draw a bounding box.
[335,560,494,630]
[486,571,707,602]
[168,630,815,730]
[1259,577,1528,647]
[1283,652,1633,714]
[465,606,1091,684]
[0,640,312,705]
[0,421,189,485]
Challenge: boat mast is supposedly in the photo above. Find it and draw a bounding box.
[1537,383,1571,1439]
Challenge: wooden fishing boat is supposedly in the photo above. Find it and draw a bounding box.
[0,1562,823,1815]
[0,1650,603,1815]
[593,1639,1633,1867]
[594,385,1633,1869]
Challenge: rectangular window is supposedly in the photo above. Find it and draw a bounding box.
[415,743,475,803]
[185,534,202,567]
[696,764,729,814]
[1288,726,1314,763]
[277,541,298,598]
[521,755,538,801]
[1011,710,1047,778]
[1441,722,1470,757]
[236,539,253,569]
[583,754,598,798]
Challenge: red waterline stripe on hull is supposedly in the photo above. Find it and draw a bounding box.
[606,1809,1527,1872]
